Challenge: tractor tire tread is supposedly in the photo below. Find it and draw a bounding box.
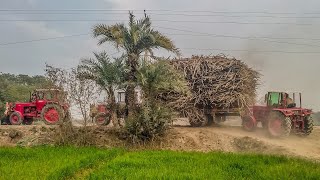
[268,111,291,138]
[9,111,23,125]
[94,113,111,126]
[304,116,313,136]
[41,104,64,125]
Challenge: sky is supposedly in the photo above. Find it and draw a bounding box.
[0,0,320,110]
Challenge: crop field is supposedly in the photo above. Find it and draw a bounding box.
[0,146,319,180]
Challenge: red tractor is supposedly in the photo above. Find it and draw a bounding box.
[4,89,68,125]
[89,103,111,126]
[89,91,127,126]
[242,92,313,137]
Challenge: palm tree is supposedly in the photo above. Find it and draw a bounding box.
[78,52,124,124]
[93,12,180,115]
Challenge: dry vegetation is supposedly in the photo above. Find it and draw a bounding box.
[159,55,260,125]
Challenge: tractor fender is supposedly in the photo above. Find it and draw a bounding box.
[45,102,63,109]
[45,102,69,112]
[272,109,294,116]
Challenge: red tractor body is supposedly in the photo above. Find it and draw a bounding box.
[5,89,68,125]
[242,92,313,137]
[89,91,127,126]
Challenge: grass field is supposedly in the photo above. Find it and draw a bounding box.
[0,147,319,180]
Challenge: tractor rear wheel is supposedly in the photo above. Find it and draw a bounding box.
[41,104,64,125]
[267,111,291,137]
[241,116,257,131]
[9,112,23,125]
[303,115,313,136]
[94,113,111,126]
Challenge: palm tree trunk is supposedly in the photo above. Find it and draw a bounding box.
[125,54,138,116]
[107,86,116,125]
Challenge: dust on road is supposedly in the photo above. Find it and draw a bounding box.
[1,118,320,161]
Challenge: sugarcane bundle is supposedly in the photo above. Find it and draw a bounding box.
[162,55,260,125]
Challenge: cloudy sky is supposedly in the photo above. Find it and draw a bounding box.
[0,0,320,110]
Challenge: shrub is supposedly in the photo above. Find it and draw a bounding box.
[125,101,173,142]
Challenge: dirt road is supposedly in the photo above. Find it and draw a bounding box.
[1,118,320,160]
[166,118,320,160]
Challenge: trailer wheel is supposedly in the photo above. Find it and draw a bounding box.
[189,118,207,127]
[41,104,64,125]
[268,111,291,137]
[9,112,23,125]
[303,115,313,136]
[94,113,111,126]
[241,116,257,131]
[206,114,214,126]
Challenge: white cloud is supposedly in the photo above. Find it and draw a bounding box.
[14,21,65,38]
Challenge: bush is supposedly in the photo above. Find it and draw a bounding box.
[125,101,173,142]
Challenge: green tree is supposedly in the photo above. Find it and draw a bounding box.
[125,60,189,141]
[92,12,180,115]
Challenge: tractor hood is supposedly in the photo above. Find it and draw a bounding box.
[14,102,35,106]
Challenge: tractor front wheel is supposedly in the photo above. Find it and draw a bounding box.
[267,111,291,137]
[41,104,64,125]
[94,113,111,126]
[303,115,313,136]
[9,112,23,125]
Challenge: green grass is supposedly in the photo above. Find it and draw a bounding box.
[0,147,319,180]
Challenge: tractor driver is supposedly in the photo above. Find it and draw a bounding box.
[285,93,295,108]
[31,92,37,102]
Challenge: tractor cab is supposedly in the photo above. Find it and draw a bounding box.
[31,89,65,102]
[265,92,301,109]
[31,89,66,112]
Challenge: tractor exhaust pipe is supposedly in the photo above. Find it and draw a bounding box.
[299,93,302,108]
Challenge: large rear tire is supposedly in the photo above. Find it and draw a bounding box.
[94,113,111,126]
[267,111,291,137]
[9,112,23,125]
[303,115,313,136]
[41,104,64,125]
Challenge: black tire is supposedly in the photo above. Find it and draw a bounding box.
[189,118,207,127]
[94,113,111,126]
[303,115,313,136]
[206,114,214,126]
[241,116,257,132]
[267,111,291,137]
[41,104,64,125]
[9,111,23,125]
